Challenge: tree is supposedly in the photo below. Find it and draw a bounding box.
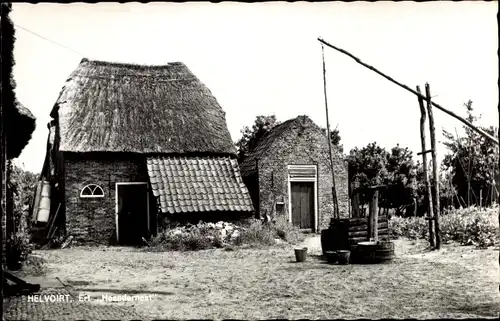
[235,115,280,164]
[348,142,389,206]
[320,126,344,153]
[442,100,499,207]
[348,142,420,216]
[348,142,389,187]
[385,144,418,213]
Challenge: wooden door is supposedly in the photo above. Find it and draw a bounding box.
[117,183,149,245]
[291,182,315,230]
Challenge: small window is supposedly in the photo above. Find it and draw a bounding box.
[80,184,104,198]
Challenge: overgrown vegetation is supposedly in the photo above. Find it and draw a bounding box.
[389,206,499,248]
[442,100,499,208]
[6,163,38,268]
[235,115,281,164]
[147,216,305,252]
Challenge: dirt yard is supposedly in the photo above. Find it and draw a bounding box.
[10,237,500,320]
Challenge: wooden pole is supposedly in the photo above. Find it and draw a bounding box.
[426,83,441,250]
[317,38,499,146]
[417,85,435,248]
[414,197,417,217]
[367,188,379,241]
[321,44,340,218]
[373,189,379,241]
[480,189,483,208]
[352,191,360,218]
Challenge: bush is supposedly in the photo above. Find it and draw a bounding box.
[389,216,429,240]
[233,219,276,247]
[272,215,305,244]
[389,205,500,247]
[149,221,241,251]
[148,217,306,251]
[440,206,499,247]
[6,163,38,269]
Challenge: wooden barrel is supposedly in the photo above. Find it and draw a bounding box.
[321,229,335,254]
[352,241,395,264]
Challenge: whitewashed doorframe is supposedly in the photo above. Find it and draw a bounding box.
[287,165,318,232]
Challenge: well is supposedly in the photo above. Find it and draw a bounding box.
[321,185,395,264]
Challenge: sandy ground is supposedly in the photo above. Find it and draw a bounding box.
[15,237,500,320]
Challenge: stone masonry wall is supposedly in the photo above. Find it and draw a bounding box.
[63,153,150,245]
[257,121,348,232]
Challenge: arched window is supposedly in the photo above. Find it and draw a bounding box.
[80,184,104,198]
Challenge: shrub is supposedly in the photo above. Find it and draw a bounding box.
[440,206,499,247]
[272,215,305,244]
[389,216,428,240]
[149,221,240,251]
[6,163,37,269]
[147,217,306,251]
[389,205,499,247]
[233,219,276,247]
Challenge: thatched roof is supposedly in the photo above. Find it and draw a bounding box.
[240,115,342,176]
[6,100,36,159]
[50,59,236,155]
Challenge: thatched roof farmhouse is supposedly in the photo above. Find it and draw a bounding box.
[40,59,253,245]
[240,115,349,232]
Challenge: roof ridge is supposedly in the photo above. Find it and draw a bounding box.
[80,58,186,69]
[70,73,198,82]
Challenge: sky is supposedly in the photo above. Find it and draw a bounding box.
[10,2,499,173]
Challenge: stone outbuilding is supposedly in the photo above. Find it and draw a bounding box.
[38,58,253,245]
[240,115,349,232]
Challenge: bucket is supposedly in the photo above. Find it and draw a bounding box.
[294,247,308,262]
[337,250,351,265]
[41,181,51,197]
[325,251,338,264]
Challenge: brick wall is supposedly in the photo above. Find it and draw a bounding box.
[256,120,349,232]
[63,153,151,245]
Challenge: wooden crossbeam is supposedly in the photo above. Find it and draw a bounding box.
[318,37,499,146]
[417,149,434,156]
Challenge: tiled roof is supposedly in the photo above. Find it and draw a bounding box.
[147,156,254,214]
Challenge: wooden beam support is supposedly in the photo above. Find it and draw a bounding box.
[318,37,499,146]
[417,85,435,248]
[417,149,434,156]
[426,83,441,250]
[368,189,379,241]
[321,44,340,219]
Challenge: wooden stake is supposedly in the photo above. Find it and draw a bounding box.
[321,44,340,218]
[368,188,379,241]
[317,38,498,146]
[426,83,441,250]
[417,85,435,248]
[372,189,379,241]
[352,191,360,218]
